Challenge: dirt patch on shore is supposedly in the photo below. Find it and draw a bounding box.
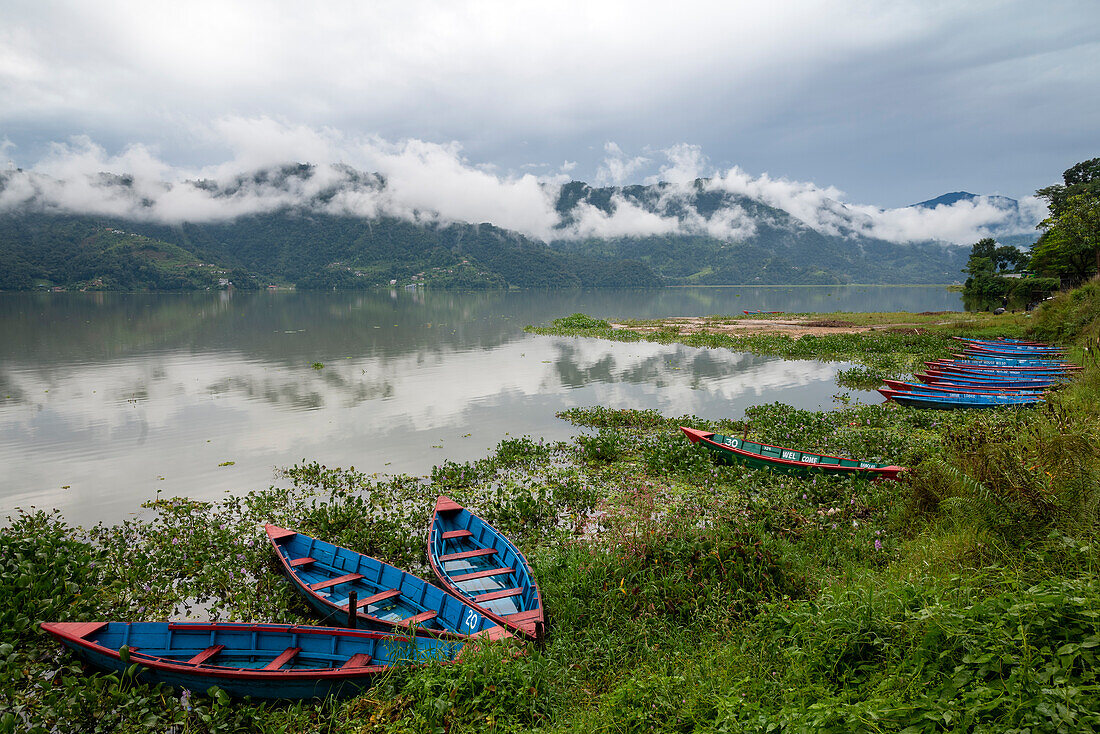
[804,319,856,328]
[609,316,933,338]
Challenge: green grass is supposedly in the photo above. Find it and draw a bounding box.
[5,288,1100,732]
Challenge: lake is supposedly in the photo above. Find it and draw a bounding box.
[0,286,961,526]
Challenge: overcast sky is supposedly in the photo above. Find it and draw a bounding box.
[1,1,1097,218]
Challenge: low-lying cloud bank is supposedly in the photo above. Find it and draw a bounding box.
[0,120,1046,245]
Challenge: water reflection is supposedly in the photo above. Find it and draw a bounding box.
[0,287,954,526]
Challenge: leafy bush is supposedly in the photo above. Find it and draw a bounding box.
[387,640,561,733]
[1031,276,1100,343]
[576,428,629,463]
[749,575,1100,732]
[642,431,713,476]
[492,435,554,467]
[552,312,610,330]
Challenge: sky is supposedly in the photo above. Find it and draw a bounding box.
[1,0,1098,242]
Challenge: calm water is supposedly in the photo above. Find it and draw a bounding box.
[1,286,960,526]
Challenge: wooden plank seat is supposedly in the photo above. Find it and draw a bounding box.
[441,529,473,539]
[263,646,302,671]
[505,609,542,624]
[439,547,497,562]
[309,573,364,592]
[187,645,224,666]
[472,626,511,640]
[341,653,373,669]
[450,566,512,583]
[398,611,437,627]
[339,588,402,610]
[288,557,316,568]
[474,586,523,602]
[267,527,297,542]
[435,497,463,512]
[67,622,108,639]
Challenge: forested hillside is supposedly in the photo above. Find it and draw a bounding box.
[0,165,999,291]
[0,212,660,291]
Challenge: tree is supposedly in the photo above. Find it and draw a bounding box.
[1031,158,1100,285]
[1035,157,1100,218]
[1032,192,1100,284]
[964,237,1024,274]
[1057,193,1100,275]
[962,239,1009,308]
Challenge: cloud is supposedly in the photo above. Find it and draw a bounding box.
[0,122,1047,245]
[595,142,650,186]
[706,165,1046,243]
[646,143,707,186]
[0,2,1095,208]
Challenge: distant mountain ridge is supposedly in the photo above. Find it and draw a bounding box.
[547,180,969,285]
[0,164,1037,290]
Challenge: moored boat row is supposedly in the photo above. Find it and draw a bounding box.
[42,496,543,699]
[880,337,1075,409]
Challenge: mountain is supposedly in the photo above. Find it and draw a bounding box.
[548,180,969,285]
[912,191,1040,249]
[1,165,1035,290]
[0,164,661,290]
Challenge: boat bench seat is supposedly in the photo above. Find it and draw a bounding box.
[399,611,437,627]
[442,529,473,539]
[450,566,512,583]
[474,586,523,602]
[263,646,302,670]
[342,653,373,669]
[310,573,364,592]
[439,548,497,562]
[289,557,316,568]
[505,609,542,624]
[187,645,224,666]
[338,588,402,610]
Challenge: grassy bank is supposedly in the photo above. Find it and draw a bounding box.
[4,287,1100,733]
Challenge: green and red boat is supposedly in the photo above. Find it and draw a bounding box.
[680,427,904,480]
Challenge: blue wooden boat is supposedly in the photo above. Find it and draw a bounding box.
[913,374,1056,390]
[879,388,1043,409]
[931,358,1077,370]
[925,363,1076,377]
[267,525,512,641]
[961,347,1063,358]
[962,347,1070,359]
[917,372,1060,389]
[882,380,1047,396]
[938,359,1079,371]
[40,621,462,700]
[952,354,1074,366]
[954,337,1061,352]
[428,496,544,640]
[923,367,1067,383]
[954,337,1049,345]
[964,344,1065,357]
[742,310,783,315]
